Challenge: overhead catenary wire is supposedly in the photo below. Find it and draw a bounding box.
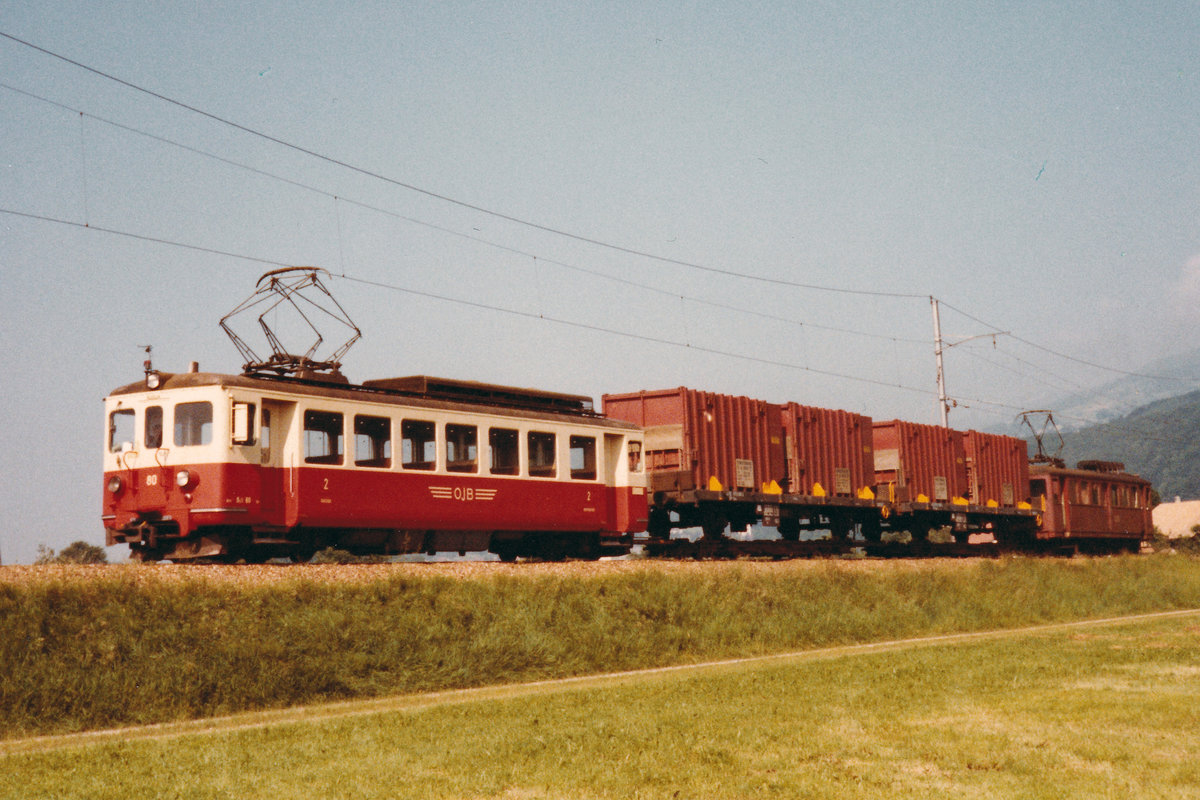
[0,81,924,347]
[1,40,1162,378]
[2,33,1191,422]
[936,297,1189,383]
[0,205,934,398]
[0,204,1179,437]
[0,30,926,300]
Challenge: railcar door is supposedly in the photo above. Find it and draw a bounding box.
[259,400,297,527]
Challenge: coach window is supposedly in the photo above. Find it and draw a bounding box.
[528,431,556,478]
[144,406,164,449]
[446,424,478,473]
[402,420,436,470]
[109,408,135,452]
[304,410,344,465]
[175,402,213,447]
[489,428,519,475]
[570,436,597,481]
[354,415,392,468]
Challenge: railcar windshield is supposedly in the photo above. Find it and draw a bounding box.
[145,406,163,448]
[174,402,213,447]
[108,408,135,453]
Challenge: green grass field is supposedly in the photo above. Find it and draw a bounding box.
[3,610,1198,799]
[4,555,1200,740]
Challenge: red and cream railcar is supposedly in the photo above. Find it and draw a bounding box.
[1028,461,1152,553]
[103,368,647,562]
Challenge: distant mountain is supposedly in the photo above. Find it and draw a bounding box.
[1049,389,1200,502]
[1050,347,1200,431]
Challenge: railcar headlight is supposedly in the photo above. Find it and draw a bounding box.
[107,476,124,494]
[146,372,161,389]
[175,469,199,490]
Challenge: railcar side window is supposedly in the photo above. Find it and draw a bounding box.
[304,410,344,465]
[570,436,597,481]
[628,440,643,473]
[402,420,436,470]
[260,409,272,450]
[231,403,256,445]
[354,415,392,468]
[446,424,478,473]
[489,428,519,475]
[109,408,135,453]
[174,402,213,447]
[145,406,164,449]
[528,431,556,478]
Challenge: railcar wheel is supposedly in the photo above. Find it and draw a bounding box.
[490,540,521,563]
[129,545,163,563]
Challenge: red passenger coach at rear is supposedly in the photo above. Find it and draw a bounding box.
[103,368,647,563]
[1028,460,1151,552]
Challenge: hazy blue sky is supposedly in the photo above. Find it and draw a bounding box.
[1,1,1197,562]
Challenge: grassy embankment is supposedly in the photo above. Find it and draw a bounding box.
[3,555,1200,739]
[5,612,1200,798]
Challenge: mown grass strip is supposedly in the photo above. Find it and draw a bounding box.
[4,555,1200,738]
[3,611,1199,799]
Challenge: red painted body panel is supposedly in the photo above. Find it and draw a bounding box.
[872,420,967,503]
[104,461,642,544]
[963,431,1030,508]
[602,388,785,495]
[291,467,619,532]
[780,403,874,497]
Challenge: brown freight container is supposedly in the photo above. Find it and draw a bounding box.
[964,430,1030,508]
[602,388,786,496]
[872,420,968,503]
[781,402,874,497]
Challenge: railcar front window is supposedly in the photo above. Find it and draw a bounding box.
[355,415,392,468]
[144,406,163,449]
[446,424,478,473]
[304,410,344,465]
[174,402,213,447]
[109,408,135,453]
[489,428,519,475]
[528,431,556,478]
[570,436,597,481]
[402,420,436,470]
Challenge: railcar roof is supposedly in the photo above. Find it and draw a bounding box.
[1029,462,1151,485]
[105,371,640,430]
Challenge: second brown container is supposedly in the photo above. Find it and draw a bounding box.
[872,420,968,503]
[781,402,874,497]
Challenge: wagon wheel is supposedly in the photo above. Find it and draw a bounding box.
[778,517,801,542]
[699,509,729,540]
[647,507,673,540]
